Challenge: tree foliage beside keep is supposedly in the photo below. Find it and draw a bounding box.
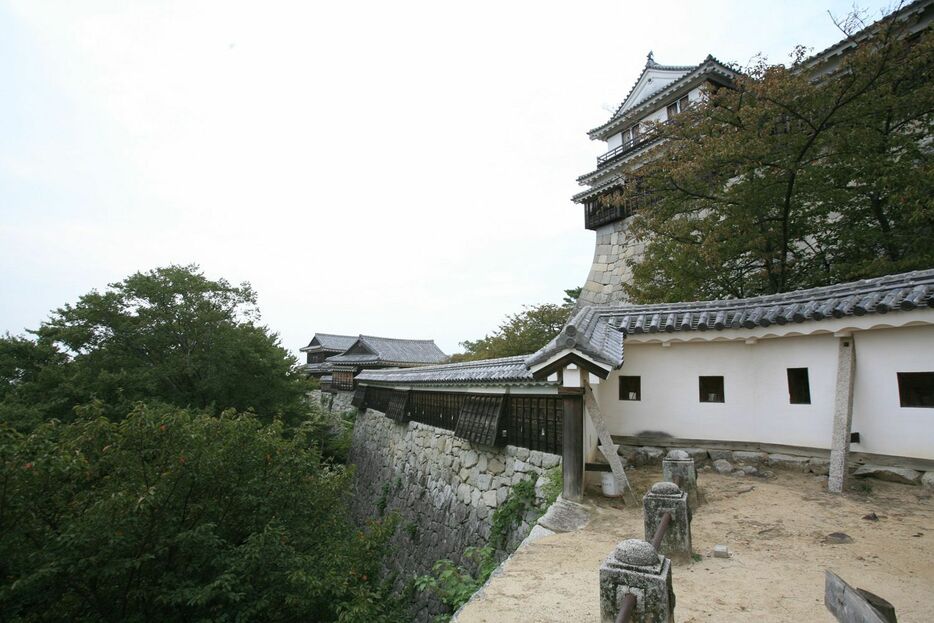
[612,9,933,303]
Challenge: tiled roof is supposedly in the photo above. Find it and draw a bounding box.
[301,333,357,352]
[355,355,546,385]
[527,269,934,371]
[326,335,448,367]
[304,362,333,374]
[588,55,736,140]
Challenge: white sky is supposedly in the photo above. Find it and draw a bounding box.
[0,0,895,357]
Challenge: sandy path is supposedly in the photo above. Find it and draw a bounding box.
[455,467,934,622]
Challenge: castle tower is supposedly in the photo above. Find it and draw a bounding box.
[574,53,737,306]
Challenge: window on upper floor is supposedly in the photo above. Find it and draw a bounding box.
[666,96,692,119]
[898,372,934,407]
[619,376,641,401]
[699,376,724,403]
[787,368,811,404]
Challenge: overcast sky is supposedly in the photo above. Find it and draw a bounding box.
[0,0,895,357]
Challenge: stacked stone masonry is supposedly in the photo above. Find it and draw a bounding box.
[349,406,561,621]
[579,218,644,307]
[615,443,934,485]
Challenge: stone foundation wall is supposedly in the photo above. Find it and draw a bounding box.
[309,389,354,413]
[614,443,934,486]
[578,218,644,307]
[349,408,561,620]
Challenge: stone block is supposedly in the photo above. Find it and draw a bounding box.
[476,473,492,491]
[481,490,498,508]
[487,458,506,475]
[713,459,733,474]
[708,449,733,462]
[617,445,639,464]
[713,544,730,559]
[516,447,530,460]
[496,487,509,505]
[599,539,674,623]
[808,458,830,475]
[542,453,561,469]
[529,450,543,467]
[514,460,531,474]
[923,471,934,490]
[643,482,692,561]
[853,464,921,485]
[768,453,811,472]
[476,453,488,472]
[733,451,768,464]
[637,446,665,465]
[679,448,709,464]
[462,450,478,469]
[663,450,699,511]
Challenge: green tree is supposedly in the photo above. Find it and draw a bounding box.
[613,9,933,303]
[3,265,309,428]
[454,288,579,361]
[0,403,404,623]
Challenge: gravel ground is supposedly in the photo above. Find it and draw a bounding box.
[455,466,934,622]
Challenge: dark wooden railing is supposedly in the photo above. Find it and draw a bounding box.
[584,192,656,230]
[596,120,671,168]
[361,387,563,455]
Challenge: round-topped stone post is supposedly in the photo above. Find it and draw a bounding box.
[662,449,699,510]
[643,481,692,562]
[599,539,675,623]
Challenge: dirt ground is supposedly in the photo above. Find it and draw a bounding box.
[455,467,934,622]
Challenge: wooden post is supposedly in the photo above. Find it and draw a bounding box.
[582,376,636,503]
[561,389,584,503]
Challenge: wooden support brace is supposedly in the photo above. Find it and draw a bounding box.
[582,375,636,504]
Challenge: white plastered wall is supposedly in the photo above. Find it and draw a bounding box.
[591,325,934,460]
[851,325,934,459]
[596,336,839,449]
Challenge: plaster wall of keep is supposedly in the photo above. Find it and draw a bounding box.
[348,405,561,620]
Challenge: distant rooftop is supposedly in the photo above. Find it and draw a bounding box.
[326,334,448,368]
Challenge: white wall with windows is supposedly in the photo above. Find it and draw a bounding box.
[592,325,934,460]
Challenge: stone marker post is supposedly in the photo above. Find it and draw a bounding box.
[662,449,699,511]
[829,335,856,494]
[643,482,692,561]
[599,539,674,623]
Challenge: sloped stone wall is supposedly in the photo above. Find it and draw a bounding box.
[579,218,644,307]
[349,408,560,620]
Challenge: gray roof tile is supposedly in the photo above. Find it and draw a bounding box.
[527,269,934,371]
[356,355,547,385]
[326,335,448,367]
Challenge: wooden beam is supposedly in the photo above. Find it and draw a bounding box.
[825,571,897,623]
[581,376,636,504]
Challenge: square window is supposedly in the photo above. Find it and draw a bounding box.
[787,368,811,404]
[619,376,641,401]
[666,102,679,118]
[897,372,934,408]
[699,376,724,403]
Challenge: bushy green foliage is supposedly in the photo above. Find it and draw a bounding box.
[2,265,310,430]
[613,11,933,302]
[413,547,497,622]
[0,403,405,622]
[453,288,580,362]
[489,475,538,550]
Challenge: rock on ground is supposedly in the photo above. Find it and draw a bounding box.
[853,464,921,485]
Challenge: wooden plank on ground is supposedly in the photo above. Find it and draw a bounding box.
[825,570,897,623]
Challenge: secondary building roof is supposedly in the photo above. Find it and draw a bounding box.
[300,333,358,353]
[326,335,448,368]
[527,269,934,377]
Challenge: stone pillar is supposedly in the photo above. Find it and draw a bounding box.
[643,482,692,561]
[829,336,857,494]
[599,539,674,623]
[561,389,584,503]
[662,449,699,511]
